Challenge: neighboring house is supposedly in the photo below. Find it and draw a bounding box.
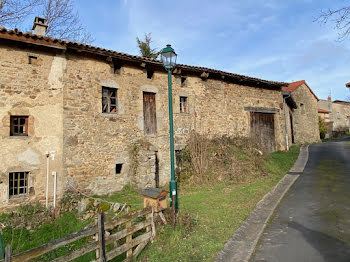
[0,18,289,211]
[332,100,350,133]
[282,80,320,144]
[318,97,350,136]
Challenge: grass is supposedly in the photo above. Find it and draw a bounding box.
[138,146,300,262]
[0,146,300,261]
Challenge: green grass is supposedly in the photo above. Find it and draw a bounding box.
[138,146,300,262]
[0,147,300,261]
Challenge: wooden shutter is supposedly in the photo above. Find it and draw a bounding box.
[143,92,157,135]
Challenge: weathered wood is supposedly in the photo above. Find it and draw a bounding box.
[4,245,10,262]
[106,232,152,260]
[106,219,151,245]
[158,211,167,225]
[51,241,99,262]
[104,206,151,231]
[150,208,156,238]
[125,220,132,258]
[250,112,276,153]
[132,240,148,258]
[244,107,279,114]
[98,213,106,262]
[10,226,97,262]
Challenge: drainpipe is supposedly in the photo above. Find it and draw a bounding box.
[52,171,57,209]
[45,151,55,209]
[283,92,291,151]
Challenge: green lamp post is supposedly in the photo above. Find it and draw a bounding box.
[160,44,178,213]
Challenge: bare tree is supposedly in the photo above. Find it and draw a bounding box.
[316,6,350,41]
[0,0,93,43]
[136,33,159,58]
[41,0,93,43]
[0,0,39,27]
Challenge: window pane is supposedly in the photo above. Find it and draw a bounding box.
[14,126,18,133]
[20,118,25,125]
[13,118,18,125]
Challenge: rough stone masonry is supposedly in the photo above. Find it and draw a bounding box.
[0,27,292,211]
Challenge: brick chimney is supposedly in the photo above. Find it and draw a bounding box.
[327,95,331,101]
[32,17,48,36]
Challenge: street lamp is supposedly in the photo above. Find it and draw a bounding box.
[160,44,178,214]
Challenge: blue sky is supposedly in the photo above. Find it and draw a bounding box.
[72,0,349,100]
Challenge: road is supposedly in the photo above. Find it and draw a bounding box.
[252,137,350,262]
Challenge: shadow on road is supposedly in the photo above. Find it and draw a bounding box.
[288,221,350,262]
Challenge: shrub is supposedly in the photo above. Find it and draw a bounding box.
[319,116,326,139]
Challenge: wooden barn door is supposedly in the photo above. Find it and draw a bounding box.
[250,112,276,153]
[143,92,157,135]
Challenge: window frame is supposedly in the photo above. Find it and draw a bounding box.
[180,96,188,113]
[10,116,29,136]
[102,86,118,114]
[9,171,29,197]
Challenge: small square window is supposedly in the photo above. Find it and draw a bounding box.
[9,172,29,197]
[181,77,186,86]
[180,96,188,113]
[28,55,38,65]
[115,164,123,174]
[113,63,122,74]
[102,87,117,113]
[10,116,29,136]
[147,70,154,79]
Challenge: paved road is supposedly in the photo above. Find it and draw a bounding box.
[252,137,350,262]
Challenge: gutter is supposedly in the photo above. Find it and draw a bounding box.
[283,91,291,151]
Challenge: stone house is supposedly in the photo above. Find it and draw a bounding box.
[282,80,320,145]
[318,98,350,136]
[0,20,290,211]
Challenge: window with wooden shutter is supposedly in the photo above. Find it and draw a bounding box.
[102,87,117,113]
[143,92,157,135]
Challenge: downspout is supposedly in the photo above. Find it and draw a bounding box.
[52,171,57,209]
[283,93,291,151]
[45,152,50,208]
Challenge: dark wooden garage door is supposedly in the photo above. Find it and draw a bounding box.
[250,112,276,153]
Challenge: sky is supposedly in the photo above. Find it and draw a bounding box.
[57,1,350,100]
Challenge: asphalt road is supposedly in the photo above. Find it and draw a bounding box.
[252,137,350,262]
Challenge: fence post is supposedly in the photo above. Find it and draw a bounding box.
[4,245,11,262]
[125,208,132,259]
[98,213,106,262]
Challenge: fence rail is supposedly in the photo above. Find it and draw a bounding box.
[1,207,153,262]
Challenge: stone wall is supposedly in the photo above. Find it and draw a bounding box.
[332,102,350,132]
[0,44,64,211]
[0,43,288,210]
[290,84,320,144]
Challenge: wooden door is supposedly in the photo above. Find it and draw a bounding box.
[250,112,276,153]
[143,92,157,135]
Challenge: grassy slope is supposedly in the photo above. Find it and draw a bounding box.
[0,146,300,261]
[138,146,300,262]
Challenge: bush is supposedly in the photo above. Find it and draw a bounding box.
[319,116,326,139]
[175,132,267,186]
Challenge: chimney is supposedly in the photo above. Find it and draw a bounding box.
[32,17,48,36]
[327,95,331,102]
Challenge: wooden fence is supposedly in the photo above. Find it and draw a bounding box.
[1,207,154,262]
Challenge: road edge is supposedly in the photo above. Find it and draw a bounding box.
[213,145,309,262]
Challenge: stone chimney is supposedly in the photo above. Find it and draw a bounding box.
[327,95,331,102]
[32,17,48,36]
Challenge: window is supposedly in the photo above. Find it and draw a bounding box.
[28,55,38,65]
[10,116,28,136]
[147,70,154,79]
[9,172,29,197]
[113,62,121,74]
[180,96,188,113]
[102,87,117,113]
[181,77,186,86]
[115,164,123,174]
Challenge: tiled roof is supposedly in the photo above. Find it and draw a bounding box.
[333,100,350,105]
[282,80,319,101]
[0,27,289,89]
[318,108,329,113]
[346,82,350,87]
